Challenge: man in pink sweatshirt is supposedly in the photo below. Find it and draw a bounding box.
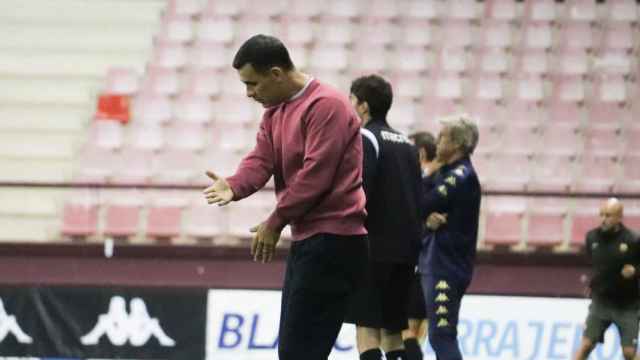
[203,34,368,360]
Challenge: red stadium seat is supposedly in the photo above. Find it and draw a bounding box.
[146,205,183,241]
[104,203,141,239]
[537,124,583,156]
[325,0,363,19]
[484,152,532,191]
[96,94,131,124]
[184,202,226,241]
[61,201,99,239]
[227,191,275,238]
[351,44,388,74]
[583,126,622,157]
[358,18,396,47]
[403,0,440,21]
[367,0,400,20]
[574,154,619,193]
[594,49,634,77]
[182,68,221,98]
[74,146,117,183]
[127,123,164,151]
[435,47,468,75]
[398,19,434,48]
[588,74,629,128]
[166,0,201,17]
[203,0,246,18]
[151,42,187,69]
[112,149,154,185]
[440,20,474,49]
[484,197,526,247]
[212,95,257,125]
[513,49,550,77]
[188,41,229,69]
[526,198,569,249]
[244,0,287,17]
[391,46,427,73]
[280,16,314,46]
[309,46,349,71]
[556,49,590,77]
[616,154,640,193]
[570,213,599,249]
[474,47,509,75]
[529,153,577,192]
[444,0,479,21]
[601,23,635,51]
[316,17,354,46]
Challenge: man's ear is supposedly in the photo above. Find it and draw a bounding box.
[269,66,285,81]
[418,148,427,163]
[362,101,370,116]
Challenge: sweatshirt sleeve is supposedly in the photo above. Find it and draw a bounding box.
[226,119,275,200]
[265,97,356,231]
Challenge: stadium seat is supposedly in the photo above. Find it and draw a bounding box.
[165,122,207,151]
[151,42,187,69]
[529,153,576,192]
[566,0,598,23]
[484,152,532,191]
[127,123,164,151]
[583,126,622,156]
[89,121,124,150]
[523,0,557,23]
[479,20,513,49]
[558,21,596,52]
[499,125,538,155]
[173,94,212,125]
[203,0,246,18]
[473,124,501,156]
[141,66,179,96]
[474,48,509,75]
[182,68,221,97]
[422,97,458,131]
[61,201,99,239]
[131,94,173,125]
[227,191,275,238]
[465,98,506,130]
[439,20,474,49]
[507,98,546,127]
[351,44,388,74]
[483,196,526,248]
[600,23,635,52]
[280,16,314,46]
[184,202,226,241]
[73,146,117,183]
[616,154,640,193]
[402,0,440,21]
[325,0,363,19]
[555,49,590,77]
[387,99,417,133]
[527,210,566,249]
[594,49,634,77]
[244,0,287,17]
[588,74,629,128]
[469,72,504,102]
[606,0,638,23]
[444,0,479,21]
[398,19,434,48]
[623,128,640,156]
[158,14,194,43]
[146,204,183,241]
[573,153,619,193]
[513,73,544,102]
[513,49,550,77]
[390,72,426,100]
[537,124,582,156]
[391,46,427,73]
[153,149,200,185]
[187,41,229,69]
[104,203,141,240]
[484,0,518,22]
[166,0,201,17]
[435,47,468,75]
[316,17,354,46]
[570,210,600,249]
[368,0,400,20]
[95,94,131,124]
[104,67,139,95]
[358,18,395,47]
[112,149,154,184]
[212,96,257,125]
[521,21,553,50]
[309,46,348,71]
[624,212,640,232]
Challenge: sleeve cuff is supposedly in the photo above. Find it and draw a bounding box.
[265,210,287,233]
[225,177,242,201]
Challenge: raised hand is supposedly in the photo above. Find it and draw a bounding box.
[203,171,234,206]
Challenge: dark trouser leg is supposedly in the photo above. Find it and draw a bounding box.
[421,275,467,360]
[278,234,367,360]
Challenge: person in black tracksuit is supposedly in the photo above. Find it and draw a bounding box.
[419,115,481,360]
[344,75,424,360]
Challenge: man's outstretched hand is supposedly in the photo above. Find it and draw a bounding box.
[203,171,234,206]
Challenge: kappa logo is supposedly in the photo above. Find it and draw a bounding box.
[0,297,32,344]
[81,296,175,347]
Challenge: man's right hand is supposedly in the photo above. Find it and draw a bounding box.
[426,212,447,230]
[203,171,234,206]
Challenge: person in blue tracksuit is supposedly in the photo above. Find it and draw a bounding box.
[419,115,481,360]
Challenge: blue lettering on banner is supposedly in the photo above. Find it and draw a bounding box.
[248,314,277,349]
[496,320,519,357]
[595,329,620,360]
[219,313,244,348]
[527,321,544,360]
[474,319,497,356]
[547,322,571,359]
[457,319,472,355]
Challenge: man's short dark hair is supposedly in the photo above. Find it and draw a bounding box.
[232,34,295,73]
[350,74,393,119]
[409,131,437,161]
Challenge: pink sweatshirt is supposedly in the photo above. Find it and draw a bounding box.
[226,80,367,241]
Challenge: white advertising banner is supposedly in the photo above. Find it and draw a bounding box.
[206,290,630,360]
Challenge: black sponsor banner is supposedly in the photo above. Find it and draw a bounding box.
[0,287,206,359]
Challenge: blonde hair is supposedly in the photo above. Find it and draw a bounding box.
[439,113,479,156]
